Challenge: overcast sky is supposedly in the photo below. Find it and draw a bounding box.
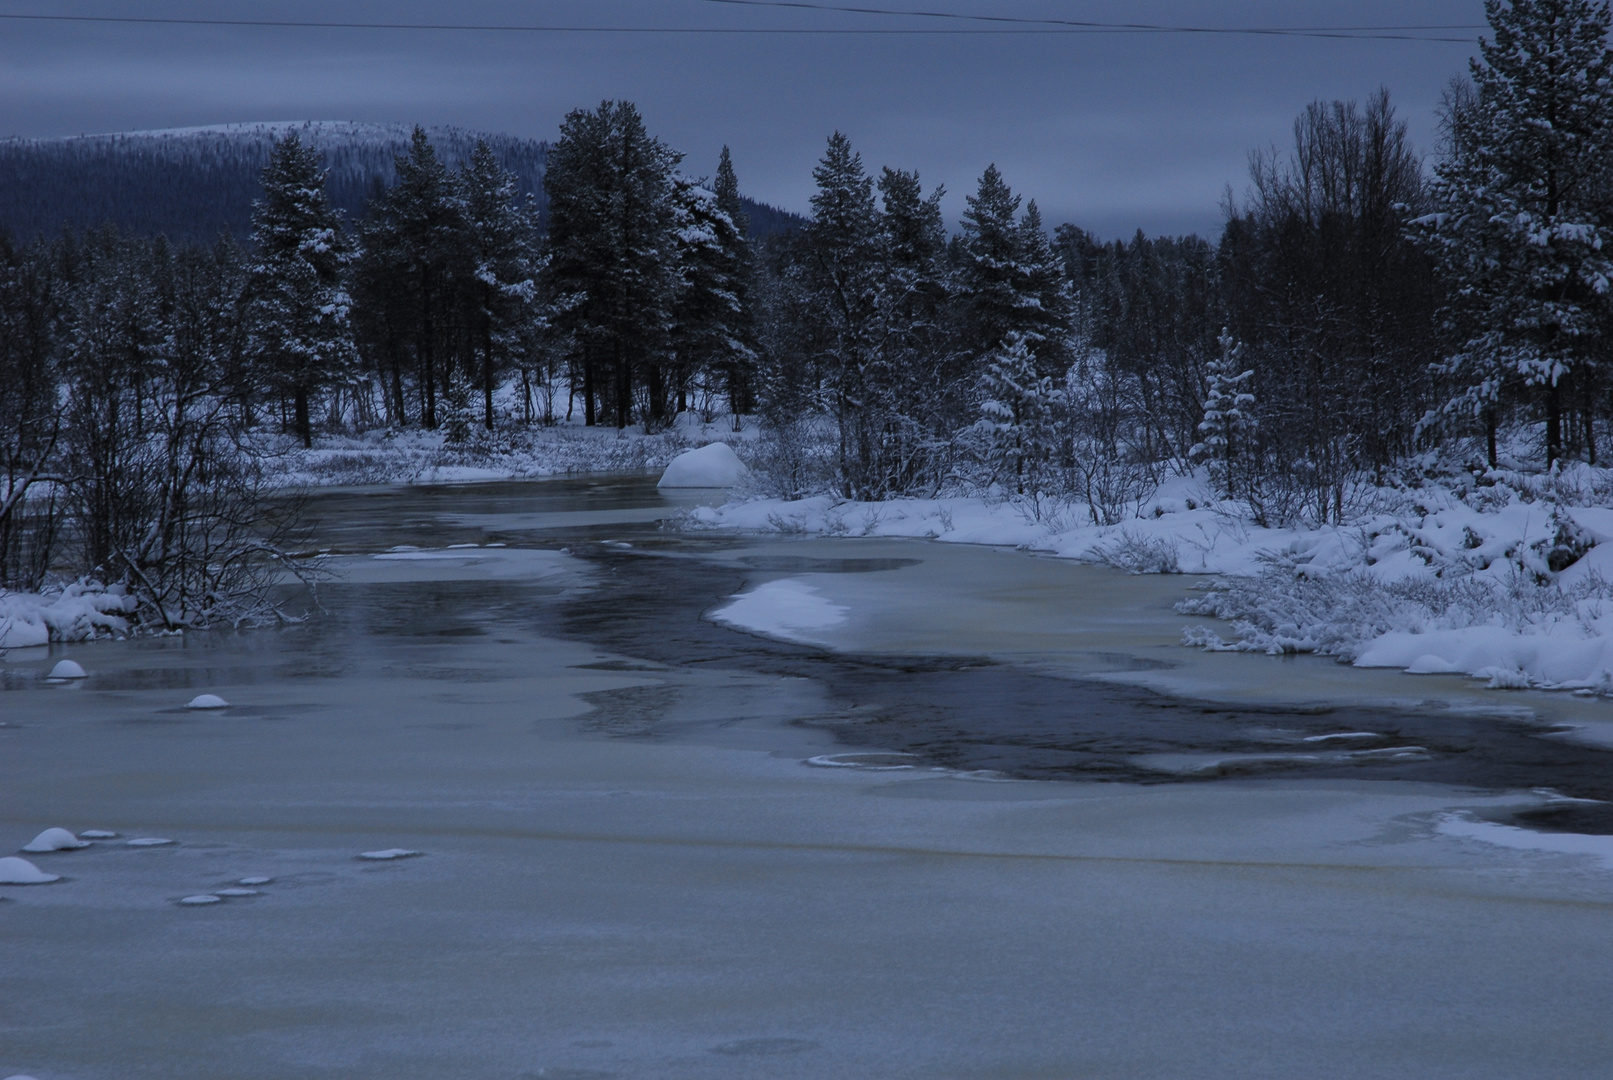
[0,1,1488,238]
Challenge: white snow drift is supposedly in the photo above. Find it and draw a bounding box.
[689,465,1613,693]
[0,856,60,884]
[658,442,750,488]
[22,828,89,852]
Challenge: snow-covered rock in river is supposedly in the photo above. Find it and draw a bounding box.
[657,442,749,488]
[47,660,87,680]
[0,856,60,884]
[186,694,230,709]
[22,828,90,852]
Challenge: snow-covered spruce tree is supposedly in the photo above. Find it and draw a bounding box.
[542,102,680,429]
[458,139,541,432]
[668,168,755,426]
[867,165,956,495]
[798,131,887,496]
[1190,330,1257,499]
[955,165,1075,378]
[1417,0,1613,467]
[244,132,356,448]
[976,332,1062,506]
[709,146,761,421]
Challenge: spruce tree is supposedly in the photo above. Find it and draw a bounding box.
[956,165,1074,378]
[458,139,540,431]
[244,132,355,448]
[1190,331,1257,498]
[543,101,680,428]
[708,146,760,419]
[977,332,1060,499]
[801,132,884,495]
[1420,0,1613,465]
[358,127,464,430]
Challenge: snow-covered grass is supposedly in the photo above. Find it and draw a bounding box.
[258,414,758,489]
[685,462,1613,695]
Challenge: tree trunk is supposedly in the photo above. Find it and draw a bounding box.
[615,344,632,430]
[482,330,496,432]
[1546,382,1562,468]
[294,383,312,449]
[1486,408,1498,469]
[583,354,596,427]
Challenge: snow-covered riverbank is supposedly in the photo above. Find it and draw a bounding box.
[689,464,1613,696]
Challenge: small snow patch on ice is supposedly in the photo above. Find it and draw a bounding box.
[215,887,259,897]
[1301,732,1381,743]
[358,848,421,860]
[711,578,848,641]
[47,659,87,680]
[0,856,60,884]
[126,837,173,847]
[806,753,919,771]
[447,543,479,549]
[186,694,230,709]
[239,876,271,885]
[22,827,90,852]
[177,894,222,905]
[80,830,118,839]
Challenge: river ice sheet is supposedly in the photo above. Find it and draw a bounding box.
[2,478,1611,1079]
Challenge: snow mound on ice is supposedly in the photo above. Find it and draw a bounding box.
[80,830,118,839]
[658,442,749,488]
[0,856,60,884]
[239,876,271,885]
[47,660,87,680]
[126,837,173,847]
[216,887,259,897]
[22,828,90,852]
[358,848,421,860]
[186,694,230,709]
[710,578,848,642]
[177,894,221,905]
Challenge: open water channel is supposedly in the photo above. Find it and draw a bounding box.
[3,476,1612,1079]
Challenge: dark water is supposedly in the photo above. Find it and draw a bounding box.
[511,519,1613,834]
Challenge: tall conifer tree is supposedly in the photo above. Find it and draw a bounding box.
[245,132,355,448]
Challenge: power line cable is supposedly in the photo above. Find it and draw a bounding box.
[0,11,1479,42]
[694,0,1486,37]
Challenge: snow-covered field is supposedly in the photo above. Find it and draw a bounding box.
[689,463,1613,696]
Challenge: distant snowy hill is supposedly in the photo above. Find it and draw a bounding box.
[0,121,804,243]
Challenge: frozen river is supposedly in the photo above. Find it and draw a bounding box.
[3,477,1612,1079]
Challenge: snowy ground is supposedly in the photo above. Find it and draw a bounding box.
[258,413,756,488]
[689,464,1613,697]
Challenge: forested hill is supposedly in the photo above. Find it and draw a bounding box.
[0,121,805,243]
